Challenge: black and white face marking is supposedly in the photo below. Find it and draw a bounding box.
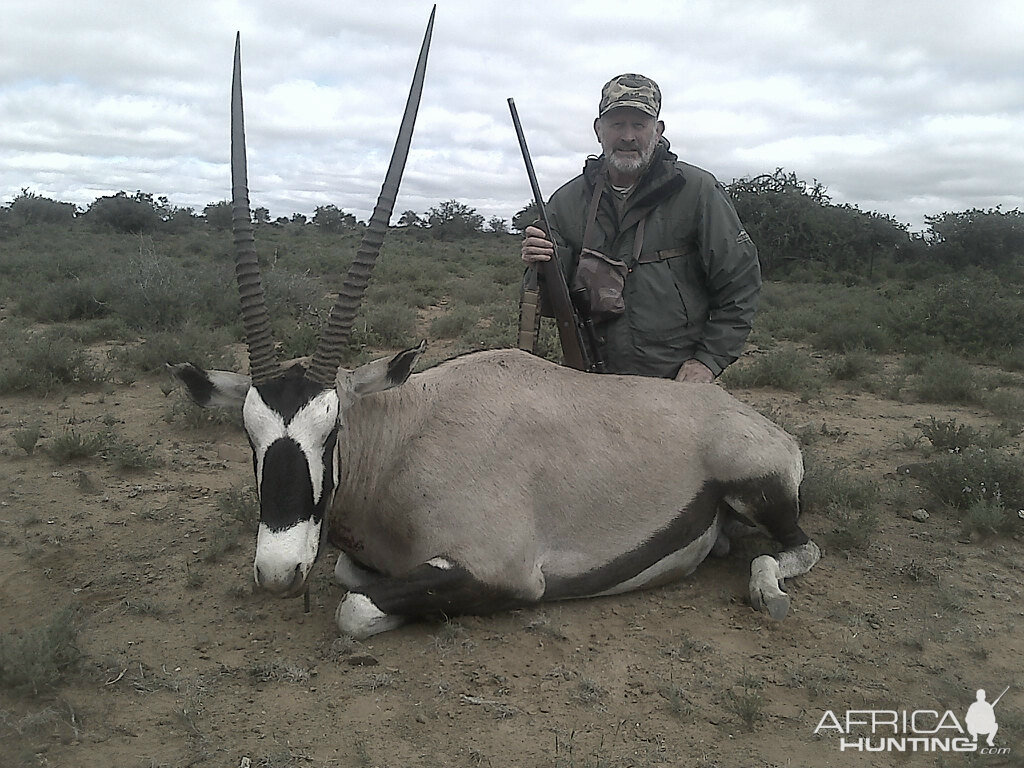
[243,371,340,596]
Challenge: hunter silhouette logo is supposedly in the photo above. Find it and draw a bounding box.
[814,685,1011,755]
[965,687,1008,748]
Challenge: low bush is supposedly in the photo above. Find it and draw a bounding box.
[826,347,874,382]
[960,497,1018,538]
[801,456,879,515]
[431,306,480,339]
[363,301,417,347]
[0,330,105,395]
[0,608,80,695]
[46,429,108,461]
[915,354,977,404]
[721,347,820,394]
[110,322,236,374]
[913,447,1024,513]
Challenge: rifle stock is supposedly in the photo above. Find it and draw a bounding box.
[508,97,602,373]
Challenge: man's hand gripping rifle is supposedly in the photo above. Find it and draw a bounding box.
[508,97,605,373]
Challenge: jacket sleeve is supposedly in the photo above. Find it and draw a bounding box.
[692,181,761,376]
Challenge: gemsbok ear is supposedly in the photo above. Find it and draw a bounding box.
[345,341,426,397]
[166,363,251,409]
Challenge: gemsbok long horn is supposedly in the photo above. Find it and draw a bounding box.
[306,6,435,385]
[231,33,278,384]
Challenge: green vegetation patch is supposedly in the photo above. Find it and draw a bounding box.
[0,608,81,695]
[0,328,106,395]
[801,456,879,515]
[721,346,821,394]
[913,447,1024,512]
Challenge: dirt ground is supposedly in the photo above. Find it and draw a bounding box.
[1,350,1022,768]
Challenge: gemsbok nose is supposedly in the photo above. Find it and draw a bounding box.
[254,561,305,596]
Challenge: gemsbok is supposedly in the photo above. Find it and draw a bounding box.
[169,8,821,639]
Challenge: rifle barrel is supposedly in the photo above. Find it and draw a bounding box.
[507,97,593,372]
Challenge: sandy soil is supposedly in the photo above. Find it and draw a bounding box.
[0,355,1021,768]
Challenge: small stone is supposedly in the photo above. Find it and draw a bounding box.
[911,509,930,522]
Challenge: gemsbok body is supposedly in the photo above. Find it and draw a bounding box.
[170,9,820,639]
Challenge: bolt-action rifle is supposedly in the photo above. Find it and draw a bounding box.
[508,97,605,373]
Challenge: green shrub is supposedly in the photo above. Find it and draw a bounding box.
[0,608,80,695]
[106,245,201,329]
[431,306,479,339]
[920,417,1018,451]
[826,347,874,382]
[915,354,976,404]
[981,389,1024,422]
[263,266,328,320]
[87,192,161,234]
[801,456,879,515]
[218,484,259,532]
[18,277,111,323]
[47,429,108,461]
[450,277,498,306]
[721,347,820,393]
[960,497,1017,538]
[12,425,42,455]
[913,447,1024,511]
[892,273,1024,357]
[277,322,320,358]
[919,417,980,451]
[64,316,133,344]
[464,302,518,351]
[827,508,880,551]
[106,434,162,471]
[363,301,417,347]
[815,313,892,353]
[725,684,766,731]
[110,322,236,374]
[0,331,105,394]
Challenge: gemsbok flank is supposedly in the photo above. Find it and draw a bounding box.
[169,8,821,639]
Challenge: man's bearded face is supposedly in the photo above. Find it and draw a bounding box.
[597,107,662,178]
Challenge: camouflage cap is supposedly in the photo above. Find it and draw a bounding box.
[599,73,661,118]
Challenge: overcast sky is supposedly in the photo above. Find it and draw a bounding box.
[1,0,1022,231]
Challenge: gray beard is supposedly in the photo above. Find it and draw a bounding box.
[605,136,659,176]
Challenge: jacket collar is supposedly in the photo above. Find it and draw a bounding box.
[582,140,686,238]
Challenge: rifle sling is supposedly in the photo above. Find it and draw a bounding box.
[581,171,647,274]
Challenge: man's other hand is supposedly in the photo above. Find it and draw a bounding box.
[675,359,715,383]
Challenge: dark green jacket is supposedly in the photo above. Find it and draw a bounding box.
[546,141,760,378]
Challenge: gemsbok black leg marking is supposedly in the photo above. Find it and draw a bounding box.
[335,558,525,639]
[722,475,819,619]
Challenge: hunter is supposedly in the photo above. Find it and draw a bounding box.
[520,73,760,383]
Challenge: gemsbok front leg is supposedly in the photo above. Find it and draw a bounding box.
[336,557,542,640]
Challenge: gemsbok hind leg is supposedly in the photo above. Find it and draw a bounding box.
[336,557,541,639]
[725,479,820,620]
[749,539,820,620]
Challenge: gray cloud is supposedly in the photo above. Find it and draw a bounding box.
[1,0,1022,231]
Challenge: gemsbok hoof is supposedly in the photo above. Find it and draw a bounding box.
[751,586,791,620]
[749,554,790,620]
[336,593,404,640]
